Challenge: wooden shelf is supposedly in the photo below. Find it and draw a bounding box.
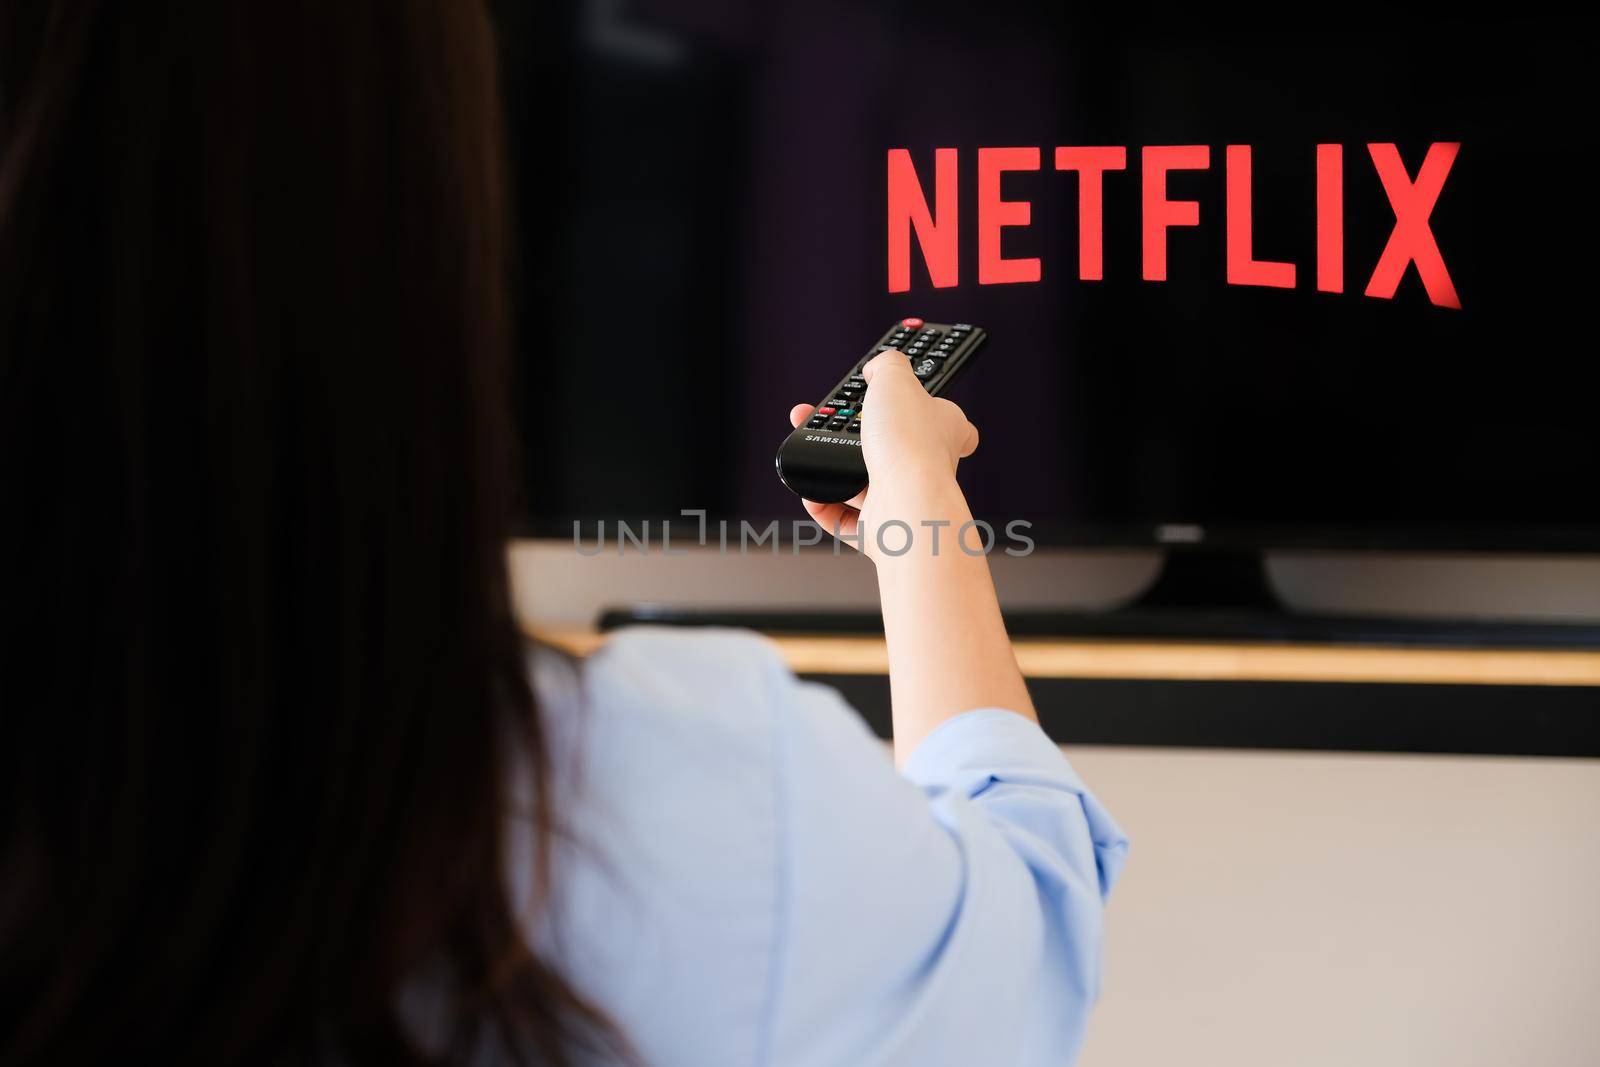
[534,628,1600,688]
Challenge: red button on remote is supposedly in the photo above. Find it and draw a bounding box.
[818,406,837,416]
[900,316,924,330]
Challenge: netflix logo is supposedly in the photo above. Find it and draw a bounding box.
[887,143,1461,309]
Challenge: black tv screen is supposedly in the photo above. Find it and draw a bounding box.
[500,1,1600,549]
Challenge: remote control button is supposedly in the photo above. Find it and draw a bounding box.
[953,323,972,332]
[825,417,847,430]
[847,420,861,433]
[836,408,856,418]
[913,356,943,381]
[806,415,826,428]
[817,405,837,416]
[900,316,924,330]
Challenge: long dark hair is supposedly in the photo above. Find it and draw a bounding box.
[0,2,610,1062]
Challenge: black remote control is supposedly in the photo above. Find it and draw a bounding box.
[775,317,988,503]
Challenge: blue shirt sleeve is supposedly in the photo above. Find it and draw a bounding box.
[525,628,1127,1067]
[766,681,1128,1067]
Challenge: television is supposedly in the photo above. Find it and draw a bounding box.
[496,1,1600,634]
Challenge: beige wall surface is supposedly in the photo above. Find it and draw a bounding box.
[1069,746,1600,1067]
[510,542,1600,627]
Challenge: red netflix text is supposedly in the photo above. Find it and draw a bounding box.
[887,143,1461,309]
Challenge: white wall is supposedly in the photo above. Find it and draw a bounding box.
[1069,746,1600,1067]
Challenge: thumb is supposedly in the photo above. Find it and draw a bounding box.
[861,349,916,387]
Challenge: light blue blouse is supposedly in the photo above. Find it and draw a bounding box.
[512,627,1128,1067]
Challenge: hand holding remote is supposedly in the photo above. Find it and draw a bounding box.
[775,317,986,507]
[786,350,979,554]
[786,344,1033,761]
